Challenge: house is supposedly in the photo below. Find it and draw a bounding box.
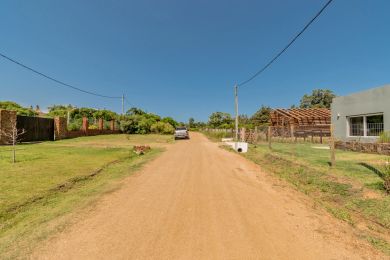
[269,108,331,137]
[331,84,390,143]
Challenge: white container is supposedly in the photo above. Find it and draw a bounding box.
[234,142,248,153]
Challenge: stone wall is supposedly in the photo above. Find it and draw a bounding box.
[0,110,17,145]
[335,141,390,155]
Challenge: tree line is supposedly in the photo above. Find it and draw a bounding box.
[1,88,335,132]
[191,89,336,129]
[0,101,180,135]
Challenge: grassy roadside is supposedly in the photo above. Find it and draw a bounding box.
[0,134,171,258]
[202,131,390,256]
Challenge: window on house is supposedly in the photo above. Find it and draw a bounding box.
[349,116,364,136]
[348,114,384,137]
[366,114,384,136]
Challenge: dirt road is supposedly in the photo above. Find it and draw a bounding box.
[33,133,383,259]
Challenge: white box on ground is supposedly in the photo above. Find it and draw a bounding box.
[234,142,248,153]
[223,141,248,153]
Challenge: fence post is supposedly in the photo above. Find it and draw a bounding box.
[82,117,89,135]
[330,125,336,167]
[54,116,67,140]
[98,118,104,131]
[110,120,115,131]
[268,126,272,149]
[240,128,246,142]
[254,126,258,143]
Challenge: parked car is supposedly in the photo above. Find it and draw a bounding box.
[174,127,189,140]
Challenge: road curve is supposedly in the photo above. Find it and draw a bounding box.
[33,132,382,259]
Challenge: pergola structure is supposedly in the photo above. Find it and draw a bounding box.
[269,108,331,138]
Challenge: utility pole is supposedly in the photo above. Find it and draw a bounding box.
[234,85,239,141]
[67,110,70,126]
[122,94,125,115]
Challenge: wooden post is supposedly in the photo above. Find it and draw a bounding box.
[268,126,272,149]
[82,117,89,135]
[241,128,246,142]
[290,124,295,143]
[98,118,104,131]
[330,125,336,167]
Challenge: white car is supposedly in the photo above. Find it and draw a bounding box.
[174,127,189,140]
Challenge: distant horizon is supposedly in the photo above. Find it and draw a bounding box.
[1,0,390,121]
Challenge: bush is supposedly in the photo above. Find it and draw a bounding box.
[379,132,390,143]
[150,122,175,135]
[67,118,82,131]
[120,114,157,134]
[88,124,98,130]
[383,161,390,194]
[0,101,37,116]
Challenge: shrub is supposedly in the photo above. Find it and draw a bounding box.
[383,161,390,194]
[120,114,156,134]
[150,122,175,135]
[67,118,82,131]
[0,101,37,116]
[379,131,390,143]
[88,124,98,130]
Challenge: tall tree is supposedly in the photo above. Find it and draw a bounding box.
[126,107,146,116]
[0,101,37,116]
[250,105,272,126]
[208,112,233,129]
[188,117,195,128]
[299,89,336,109]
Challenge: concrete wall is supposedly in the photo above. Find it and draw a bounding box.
[331,84,390,142]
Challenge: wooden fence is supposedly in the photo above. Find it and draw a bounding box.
[204,125,331,144]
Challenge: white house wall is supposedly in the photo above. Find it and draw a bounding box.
[331,84,390,142]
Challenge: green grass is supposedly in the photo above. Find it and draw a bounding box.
[241,143,390,228]
[0,134,171,258]
[366,236,390,255]
[207,133,390,255]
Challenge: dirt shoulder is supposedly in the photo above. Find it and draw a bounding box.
[32,132,386,259]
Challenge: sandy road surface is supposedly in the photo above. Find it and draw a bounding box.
[33,133,384,259]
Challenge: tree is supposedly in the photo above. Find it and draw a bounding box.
[250,105,271,126]
[238,114,252,128]
[1,116,26,163]
[188,117,195,128]
[0,101,37,116]
[48,104,76,118]
[150,122,175,134]
[208,112,233,129]
[161,117,178,128]
[93,109,118,121]
[126,107,146,116]
[299,89,336,109]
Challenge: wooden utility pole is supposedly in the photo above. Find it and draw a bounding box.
[234,85,239,141]
[122,94,125,115]
[330,124,336,167]
[268,126,272,149]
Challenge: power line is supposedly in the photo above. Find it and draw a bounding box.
[237,0,334,87]
[0,52,122,99]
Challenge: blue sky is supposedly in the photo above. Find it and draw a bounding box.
[1,0,389,122]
